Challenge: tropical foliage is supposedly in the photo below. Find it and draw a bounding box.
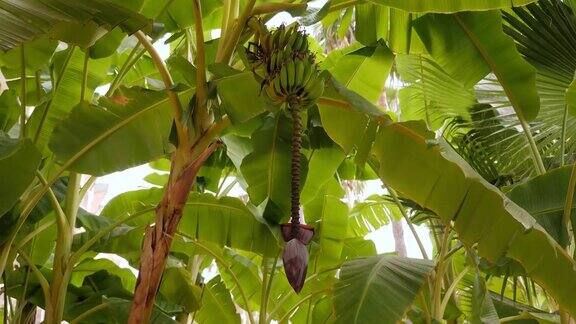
[1,0,576,323]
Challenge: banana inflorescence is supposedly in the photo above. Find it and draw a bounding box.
[246,21,324,108]
[246,20,322,293]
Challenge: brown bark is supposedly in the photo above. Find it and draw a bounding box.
[128,143,219,324]
[392,220,407,257]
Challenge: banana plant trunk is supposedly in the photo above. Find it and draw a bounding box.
[128,143,218,323]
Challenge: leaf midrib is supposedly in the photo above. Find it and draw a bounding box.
[266,116,281,200]
[60,88,194,172]
[452,13,528,122]
[352,257,388,323]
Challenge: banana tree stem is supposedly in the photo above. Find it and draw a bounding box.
[518,118,546,175]
[216,0,256,63]
[80,52,89,102]
[134,31,188,145]
[192,0,210,133]
[561,104,569,166]
[262,251,280,324]
[563,162,576,256]
[70,302,111,324]
[439,266,468,315]
[19,43,26,138]
[106,43,142,97]
[251,2,306,15]
[432,228,451,320]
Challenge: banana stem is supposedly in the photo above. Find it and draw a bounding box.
[216,0,256,63]
[563,162,576,256]
[19,43,26,139]
[134,31,188,146]
[289,103,302,235]
[192,0,211,134]
[432,228,451,320]
[251,3,306,15]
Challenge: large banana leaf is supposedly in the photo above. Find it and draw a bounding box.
[49,86,191,175]
[354,3,388,46]
[307,185,349,270]
[442,0,576,182]
[502,1,576,166]
[303,0,537,27]
[215,69,268,124]
[347,194,396,237]
[240,115,300,223]
[318,44,391,153]
[0,135,41,216]
[318,76,386,154]
[0,35,57,74]
[395,54,476,130]
[0,90,19,133]
[69,258,136,292]
[328,44,394,104]
[372,120,576,312]
[506,165,576,247]
[195,276,240,324]
[28,48,112,152]
[333,254,434,324]
[300,143,345,204]
[219,250,262,310]
[414,11,540,122]
[159,267,201,313]
[0,0,149,50]
[96,189,279,256]
[366,0,536,12]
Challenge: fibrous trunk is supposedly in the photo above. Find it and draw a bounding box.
[128,144,218,323]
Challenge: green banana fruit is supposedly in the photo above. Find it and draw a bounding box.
[280,64,290,93]
[286,59,296,91]
[305,76,324,103]
[247,22,323,108]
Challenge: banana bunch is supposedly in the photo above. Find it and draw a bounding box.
[257,24,309,60]
[265,56,324,107]
[247,21,323,108]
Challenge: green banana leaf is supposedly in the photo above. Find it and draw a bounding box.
[195,276,241,324]
[28,48,113,152]
[415,11,540,122]
[333,254,434,324]
[94,189,279,256]
[215,69,269,124]
[366,0,536,12]
[328,44,394,104]
[371,120,576,312]
[240,115,304,223]
[506,165,576,247]
[49,86,192,175]
[0,0,149,51]
[159,267,202,313]
[0,135,41,217]
[0,90,20,133]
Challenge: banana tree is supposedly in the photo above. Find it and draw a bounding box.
[2,0,576,323]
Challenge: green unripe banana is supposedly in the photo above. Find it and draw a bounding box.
[294,59,305,91]
[286,59,296,91]
[273,77,284,98]
[280,64,290,92]
[305,76,324,103]
[300,61,313,89]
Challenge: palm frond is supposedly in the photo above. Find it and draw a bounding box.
[395,54,476,130]
[443,0,576,181]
